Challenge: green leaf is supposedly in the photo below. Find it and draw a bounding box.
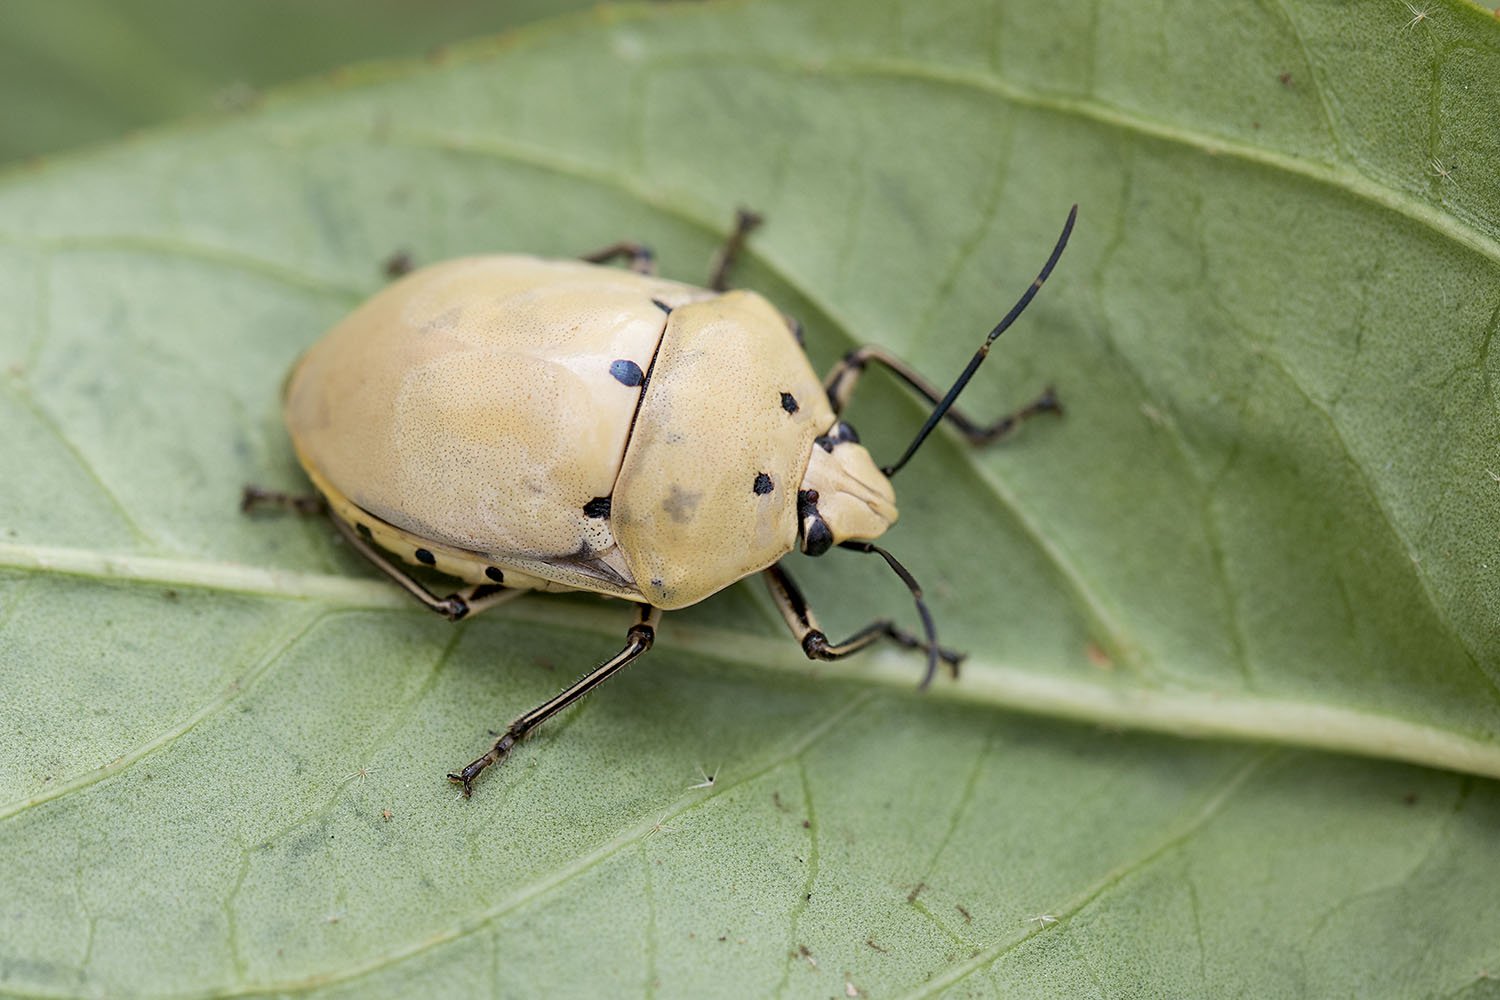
[3,0,1499,996]
[0,0,604,165]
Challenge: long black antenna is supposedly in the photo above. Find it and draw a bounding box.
[839,540,943,690]
[883,204,1078,478]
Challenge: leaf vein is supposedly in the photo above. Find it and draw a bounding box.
[0,605,332,824]
[7,541,1500,779]
[5,382,153,545]
[895,749,1276,999]
[183,692,875,998]
[806,55,1499,263]
[1266,0,1349,159]
[1249,337,1499,701]
[0,232,369,302]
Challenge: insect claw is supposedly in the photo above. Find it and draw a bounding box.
[735,207,765,232]
[240,484,325,515]
[448,732,520,797]
[942,647,965,678]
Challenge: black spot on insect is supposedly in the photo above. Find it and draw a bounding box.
[355,522,373,540]
[471,584,504,601]
[485,566,504,583]
[753,473,774,495]
[651,577,664,588]
[415,548,436,565]
[584,496,612,518]
[780,392,799,414]
[651,298,673,314]
[610,360,645,387]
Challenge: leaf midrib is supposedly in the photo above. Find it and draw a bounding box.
[5,539,1500,784]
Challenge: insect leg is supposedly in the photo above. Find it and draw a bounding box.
[326,515,502,622]
[823,345,1059,444]
[707,208,764,292]
[448,604,662,796]
[762,563,962,673]
[579,240,658,275]
[461,582,524,616]
[782,312,805,346]
[240,485,325,515]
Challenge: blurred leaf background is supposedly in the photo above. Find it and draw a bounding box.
[4,1,1500,998]
[0,0,600,164]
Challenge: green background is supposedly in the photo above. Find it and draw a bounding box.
[2,0,1499,996]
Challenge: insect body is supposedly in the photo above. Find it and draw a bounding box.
[262,208,1076,796]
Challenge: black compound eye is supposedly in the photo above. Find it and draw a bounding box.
[803,518,833,557]
[797,489,832,556]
